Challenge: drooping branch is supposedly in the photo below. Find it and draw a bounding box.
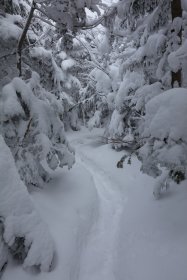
[74,36,111,78]
[80,6,117,30]
[17,0,36,76]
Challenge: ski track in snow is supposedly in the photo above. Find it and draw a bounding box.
[76,151,124,280]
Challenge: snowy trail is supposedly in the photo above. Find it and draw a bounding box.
[69,128,187,280]
[76,152,123,280]
[2,130,124,280]
[2,128,187,280]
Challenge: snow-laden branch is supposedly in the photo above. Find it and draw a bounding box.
[74,36,111,78]
[81,6,117,30]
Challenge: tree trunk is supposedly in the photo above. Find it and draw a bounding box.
[171,0,182,87]
[17,1,36,77]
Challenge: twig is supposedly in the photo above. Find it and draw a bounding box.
[0,51,16,60]
[23,118,33,140]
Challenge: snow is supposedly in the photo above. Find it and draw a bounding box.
[116,70,145,109]
[0,14,22,40]
[2,128,187,280]
[90,68,112,93]
[0,75,75,188]
[30,47,52,58]
[0,135,55,272]
[122,47,144,70]
[2,134,98,280]
[141,88,187,141]
[138,88,187,181]
[88,110,102,130]
[131,82,163,112]
[108,109,124,138]
[0,81,25,119]
[143,33,167,58]
[61,58,75,71]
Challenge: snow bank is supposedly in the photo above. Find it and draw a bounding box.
[0,135,55,272]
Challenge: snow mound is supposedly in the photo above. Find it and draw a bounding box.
[142,88,187,141]
[0,135,55,272]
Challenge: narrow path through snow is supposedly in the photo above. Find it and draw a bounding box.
[77,152,124,280]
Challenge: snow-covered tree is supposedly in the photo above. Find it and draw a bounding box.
[138,88,187,198]
[101,0,187,195]
[0,73,75,188]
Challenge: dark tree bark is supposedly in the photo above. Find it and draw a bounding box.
[17,1,36,77]
[171,0,182,87]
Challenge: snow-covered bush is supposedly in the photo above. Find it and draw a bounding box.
[138,88,187,197]
[0,73,75,188]
[0,135,55,272]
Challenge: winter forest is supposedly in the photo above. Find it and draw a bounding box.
[0,0,187,279]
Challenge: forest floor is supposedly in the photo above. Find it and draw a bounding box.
[2,128,187,280]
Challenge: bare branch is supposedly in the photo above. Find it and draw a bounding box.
[34,15,55,27]
[0,51,16,61]
[17,0,36,76]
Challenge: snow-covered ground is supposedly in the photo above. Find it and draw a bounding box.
[3,128,187,280]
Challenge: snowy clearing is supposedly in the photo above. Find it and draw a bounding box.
[2,128,187,280]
